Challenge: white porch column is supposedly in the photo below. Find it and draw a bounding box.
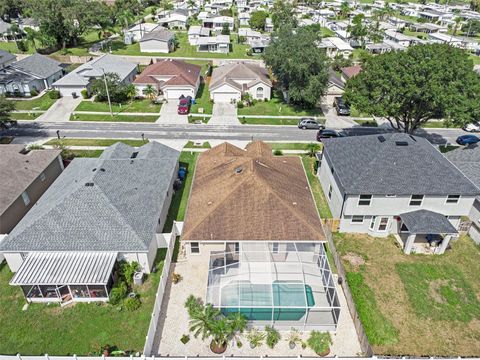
[438,234,452,255]
[404,234,416,254]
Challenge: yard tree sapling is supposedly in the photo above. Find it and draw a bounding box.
[344,44,480,133]
[249,11,268,30]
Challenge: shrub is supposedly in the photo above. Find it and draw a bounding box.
[30,89,38,97]
[273,149,283,156]
[237,101,244,108]
[184,294,203,317]
[109,282,128,305]
[307,331,332,355]
[17,40,28,53]
[123,295,141,311]
[48,90,61,99]
[172,272,183,284]
[120,261,140,286]
[265,326,281,349]
[180,334,190,344]
[246,328,265,348]
[81,89,90,99]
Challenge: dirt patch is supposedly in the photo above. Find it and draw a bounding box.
[342,252,366,268]
[428,279,449,304]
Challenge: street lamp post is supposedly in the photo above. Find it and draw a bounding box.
[100,68,113,117]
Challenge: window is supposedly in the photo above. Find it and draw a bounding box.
[21,191,30,206]
[234,242,240,254]
[369,216,376,230]
[256,87,264,99]
[272,242,279,253]
[446,195,460,204]
[40,172,46,182]
[351,216,364,223]
[358,195,372,206]
[378,217,389,231]
[328,185,332,200]
[409,195,423,206]
[190,242,200,254]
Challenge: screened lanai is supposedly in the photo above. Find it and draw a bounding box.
[10,252,117,304]
[206,242,340,331]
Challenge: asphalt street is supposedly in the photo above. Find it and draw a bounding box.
[1,120,468,145]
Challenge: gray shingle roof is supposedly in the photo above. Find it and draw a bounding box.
[11,53,63,79]
[140,28,174,42]
[0,49,15,66]
[399,210,458,234]
[444,145,480,190]
[322,133,479,196]
[0,142,179,253]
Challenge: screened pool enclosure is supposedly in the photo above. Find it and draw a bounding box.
[206,242,340,330]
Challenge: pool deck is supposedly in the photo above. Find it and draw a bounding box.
[153,252,362,356]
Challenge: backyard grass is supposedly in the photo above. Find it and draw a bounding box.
[10,93,57,111]
[45,138,148,147]
[238,91,323,117]
[184,141,211,149]
[110,32,251,59]
[70,149,104,158]
[163,152,198,233]
[302,154,333,220]
[239,117,302,126]
[70,114,158,122]
[75,99,161,113]
[51,31,102,56]
[333,233,480,356]
[354,119,378,127]
[190,82,213,114]
[10,112,42,120]
[470,55,480,65]
[0,249,167,355]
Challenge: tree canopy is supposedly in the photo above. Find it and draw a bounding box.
[344,44,480,133]
[91,73,135,104]
[249,11,268,30]
[271,0,297,29]
[263,26,329,108]
[0,95,15,129]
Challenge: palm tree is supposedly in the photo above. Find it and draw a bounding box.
[189,304,219,340]
[24,28,38,51]
[117,10,134,32]
[125,83,137,100]
[142,85,157,102]
[227,312,248,343]
[306,142,321,157]
[339,1,351,19]
[452,16,462,35]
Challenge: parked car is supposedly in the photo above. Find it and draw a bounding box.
[316,129,346,142]
[463,122,480,132]
[456,134,480,145]
[298,118,325,130]
[333,97,350,116]
[177,96,192,115]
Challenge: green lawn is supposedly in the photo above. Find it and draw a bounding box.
[333,233,480,356]
[238,91,323,117]
[110,32,251,59]
[10,112,42,120]
[70,149,104,158]
[45,138,148,147]
[163,152,198,233]
[75,99,161,113]
[184,141,211,149]
[403,29,428,39]
[188,115,210,124]
[320,27,335,37]
[0,249,167,355]
[191,82,213,114]
[239,117,301,126]
[439,145,460,153]
[302,154,332,219]
[267,142,312,151]
[70,114,158,122]
[470,55,480,65]
[10,93,57,111]
[51,31,102,56]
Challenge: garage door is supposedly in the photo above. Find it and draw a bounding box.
[212,92,241,103]
[55,86,86,97]
[165,88,193,100]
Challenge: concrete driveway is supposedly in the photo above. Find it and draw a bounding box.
[37,96,82,123]
[208,102,239,125]
[157,100,188,124]
[320,96,357,129]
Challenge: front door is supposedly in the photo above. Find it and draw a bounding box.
[58,285,72,304]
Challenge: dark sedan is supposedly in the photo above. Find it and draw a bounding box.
[316,129,347,142]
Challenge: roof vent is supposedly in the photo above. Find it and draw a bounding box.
[92,168,97,172]
[235,166,243,174]
[395,141,409,146]
[100,168,106,172]
[85,182,94,187]
[378,135,386,143]
[292,202,297,206]
[131,152,139,159]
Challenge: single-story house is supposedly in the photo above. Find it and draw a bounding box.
[188,25,211,45]
[383,30,419,48]
[0,53,64,96]
[139,28,175,53]
[181,141,340,331]
[202,15,234,32]
[0,145,63,235]
[0,142,180,304]
[52,54,137,97]
[327,70,344,95]
[133,59,201,100]
[196,35,230,53]
[124,23,162,43]
[319,37,353,59]
[318,133,479,254]
[209,61,272,102]
[158,9,189,29]
[238,12,250,26]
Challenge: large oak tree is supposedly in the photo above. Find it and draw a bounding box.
[344,44,480,133]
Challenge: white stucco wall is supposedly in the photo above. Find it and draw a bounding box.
[140,39,171,53]
[3,253,24,272]
[246,82,272,100]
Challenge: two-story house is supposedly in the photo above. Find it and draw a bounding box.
[318,134,479,254]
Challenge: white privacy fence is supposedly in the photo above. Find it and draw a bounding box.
[143,222,180,356]
[2,356,475,360]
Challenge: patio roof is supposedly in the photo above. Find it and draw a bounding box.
[10,252,117,286]
[399,210,458,235]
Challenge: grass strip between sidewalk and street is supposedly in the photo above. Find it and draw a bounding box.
[44,138,149,147]
[70,114,158,122]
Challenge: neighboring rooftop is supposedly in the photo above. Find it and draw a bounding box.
[0,142,179,252]
[0,49,15,66]
[140,28,174,42]
[0,145,61,216]
[444,145,480,190]
[322,133,479,196]
[210,62,271,91]
[133,59,201,87]
[11,53,63,79]
[341,65,362,79]
[182,141,326,241]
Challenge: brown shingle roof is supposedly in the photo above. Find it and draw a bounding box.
[341,65,362,79]
[182,141,326,241]
[0,145,61,215]
[209,62,272,91]
[133,59,201,87]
